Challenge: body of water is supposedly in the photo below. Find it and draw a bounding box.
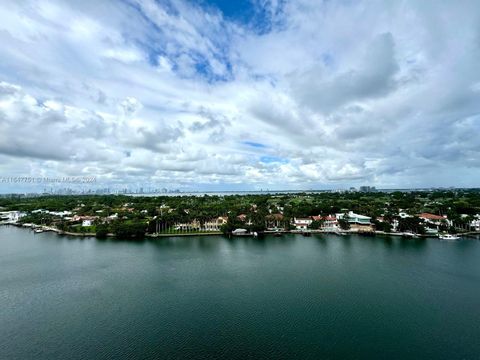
[1,226,479,359]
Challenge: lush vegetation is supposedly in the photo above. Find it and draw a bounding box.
[1,189,480,238]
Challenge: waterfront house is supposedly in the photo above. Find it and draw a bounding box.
[203,216,228,231]
[174,216,228,232]
[336,211,373,232]
[336,211,371,225]
[293,217,312,230]
[311,215,338,231]
[0,211,26,223]
[265,213,285,230]
[70,215,98,227]
[322,215,339,231]
[470,215,480,231]
[417,213,450,229]
[175,219,201,231]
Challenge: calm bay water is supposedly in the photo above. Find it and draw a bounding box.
[1,226,479,359]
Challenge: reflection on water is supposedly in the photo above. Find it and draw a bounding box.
[314,235,328,248]
[398,237,427,250]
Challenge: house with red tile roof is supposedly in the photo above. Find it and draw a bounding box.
[265,213,285,230]
[417,213,451,228]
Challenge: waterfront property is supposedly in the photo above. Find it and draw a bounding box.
[265,213,285,230]
[321,215,339,231]
[203,216,228,231]
[336,211,373,232]
[3,190,480,238]
[336,211,371,225]
[469,215,480,231]
[0,210,26,223]
[154,216,228,233]
[293,217,312,230]
[417,212,450,228]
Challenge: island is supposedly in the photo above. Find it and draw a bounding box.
[1,189,480,240]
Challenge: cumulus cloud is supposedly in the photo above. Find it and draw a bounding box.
[0,0,479,191]
[290,33,399,113]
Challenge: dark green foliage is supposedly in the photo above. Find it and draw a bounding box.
[309,220,323,230]
[95,224,109,239]
[2,189,480,237]
[112,221,146,240]
[373,219,392,232]
[397,217,425,234]
[338,219,351,230]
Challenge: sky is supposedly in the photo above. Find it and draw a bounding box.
[0,0,479,193]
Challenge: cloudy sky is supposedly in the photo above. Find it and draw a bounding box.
[0,0,479,192]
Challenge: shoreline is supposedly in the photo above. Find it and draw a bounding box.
[3,222,479,239]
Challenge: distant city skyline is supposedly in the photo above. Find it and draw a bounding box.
[0,184,471,197]
[1,1,479,192]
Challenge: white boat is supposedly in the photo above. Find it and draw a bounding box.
[438,234,460,241]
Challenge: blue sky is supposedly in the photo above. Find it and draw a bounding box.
[0,0,479,193]
[199,0,255,19]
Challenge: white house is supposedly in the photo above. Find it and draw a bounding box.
[82,219,93,227]
[311,215,339,231]
[417,213,451,228]
[470,215,480,231]
[0,211,26,223]
[48,210,72,217]
[336,211,371,225]
[336,211,373,232]
[294,217,312,230]
[322,215,338,231]
[203,216,228,231]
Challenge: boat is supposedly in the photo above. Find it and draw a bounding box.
[232,228,248,236]
[34,229,44,233]
[438,234,460,241]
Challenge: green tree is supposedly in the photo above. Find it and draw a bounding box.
[96,224,109,239]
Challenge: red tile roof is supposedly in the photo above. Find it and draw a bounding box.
[417,213,445,220]
[311,215,336,221]
[237,214,247,221]
[266,213,284,220]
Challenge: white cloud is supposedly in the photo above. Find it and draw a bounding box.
[0,0,479,192]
